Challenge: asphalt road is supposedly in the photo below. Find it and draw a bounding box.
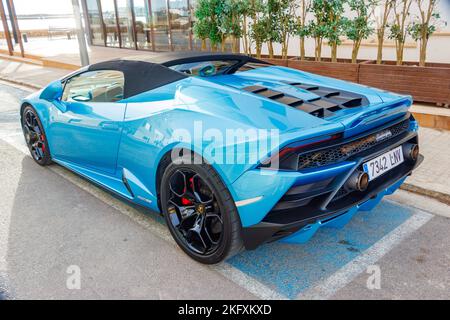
[0,81,449,300]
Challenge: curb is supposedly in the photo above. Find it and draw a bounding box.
[400,183,450,206]
[0,76,42,90]
[0,77,448,207]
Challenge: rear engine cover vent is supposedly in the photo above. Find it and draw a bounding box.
[243,83,369,119]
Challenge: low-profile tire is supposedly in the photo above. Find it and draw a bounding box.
[160,159,243,264]
[21,105,52,166]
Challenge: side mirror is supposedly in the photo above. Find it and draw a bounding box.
[40,80,63,101]
[40,80,66,112]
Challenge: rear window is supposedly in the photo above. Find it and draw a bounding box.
[169,60,238,77]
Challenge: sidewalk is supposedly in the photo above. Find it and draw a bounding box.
[0,57,449,205]
[1,38,156,70]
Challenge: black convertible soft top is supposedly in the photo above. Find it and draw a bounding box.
[86,52,269,99]
[88,59,187,99]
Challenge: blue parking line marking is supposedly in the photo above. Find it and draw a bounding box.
[228,200,414,299]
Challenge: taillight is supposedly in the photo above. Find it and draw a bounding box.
[260,133,342,169]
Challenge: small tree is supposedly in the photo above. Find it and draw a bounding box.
[274,0,297,59]
[373,0,395,64]
[308,0,329,61]
[324,0,346,62]
[264,0,280,58]
[217,0,243,52]
[345,0,376,63]
[193,0,211,51]
[193,0,222,51]
[408,0,444,66]
[238,0,252,54]
[389,0,414,65]
[249,0,267,57]
[295,0,311,60]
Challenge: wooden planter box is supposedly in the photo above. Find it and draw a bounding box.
[358,61,450,105]
[260,57,450,105]
[287,58,361,83]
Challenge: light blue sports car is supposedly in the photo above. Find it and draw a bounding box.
[20,52,422,264]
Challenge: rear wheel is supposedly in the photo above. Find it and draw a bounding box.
[21,106,51,166]
[161,161,243,264]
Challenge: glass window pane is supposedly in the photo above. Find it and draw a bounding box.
[86,0,104,45]
[101,0,120,47]
[133,0,153,50]
[150,0,170,51]
[63,70,125,103]
[116,0,135,49]
[169,60,238,76]
[169,0,190,51]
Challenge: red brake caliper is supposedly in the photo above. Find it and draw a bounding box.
[181,197,192,205]
[40,135,46,152]
[181,177,195,205]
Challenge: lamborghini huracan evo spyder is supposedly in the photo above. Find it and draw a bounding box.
[20,52,422,264]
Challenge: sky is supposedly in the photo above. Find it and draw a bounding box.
[12,0,73,15]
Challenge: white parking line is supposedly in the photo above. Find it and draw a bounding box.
[0,133,288,300]
[296,210,433,300]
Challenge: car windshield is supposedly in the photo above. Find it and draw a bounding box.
[169,60,238,77]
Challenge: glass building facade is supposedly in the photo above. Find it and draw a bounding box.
[84,0,204,52]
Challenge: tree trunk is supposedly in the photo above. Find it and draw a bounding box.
[300,36,305,60]
[268,41,274,58]
[315,38,322,61]
[419,36,428,67]
[256,43,262,58]
[232,36,239,53]
[242,16,248,54]
[282,44,288,60]
[351,41,360,64]
[201,39,206,51]
[331,43,337,63]
[376,34,384,64]
[221,35,226,52]
[396,41,404,65]
[211,43,217,52]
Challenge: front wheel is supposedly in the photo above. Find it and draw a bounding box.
[21,106,52,166]
[160,161,243,264]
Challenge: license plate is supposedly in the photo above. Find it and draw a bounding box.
[363,146,404,181]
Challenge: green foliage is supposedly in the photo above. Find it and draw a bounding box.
[193,0,221,46]
[293,0,311,37]
[307,0,329,40]
[308,0,347,45]
[217,0,243,39]
[193,0,244,48]
[247,0,267,49]
[408,10,444,42]
[408,22,435,41]
[344,0,375,43]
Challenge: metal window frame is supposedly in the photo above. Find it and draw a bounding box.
[6,0,24,57]
[83,0,196,52]
[0,0,13,55]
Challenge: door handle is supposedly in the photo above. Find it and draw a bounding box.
[100,122,120,131]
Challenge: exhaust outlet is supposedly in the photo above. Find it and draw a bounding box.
[345,170,369,192]
[403,143,419,162]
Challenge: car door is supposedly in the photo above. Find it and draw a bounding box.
[50,70,126,174]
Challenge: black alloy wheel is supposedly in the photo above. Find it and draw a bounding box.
[21,106,51,165]
[161,161,243,264]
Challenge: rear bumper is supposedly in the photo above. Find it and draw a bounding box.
[237,129,422,250]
